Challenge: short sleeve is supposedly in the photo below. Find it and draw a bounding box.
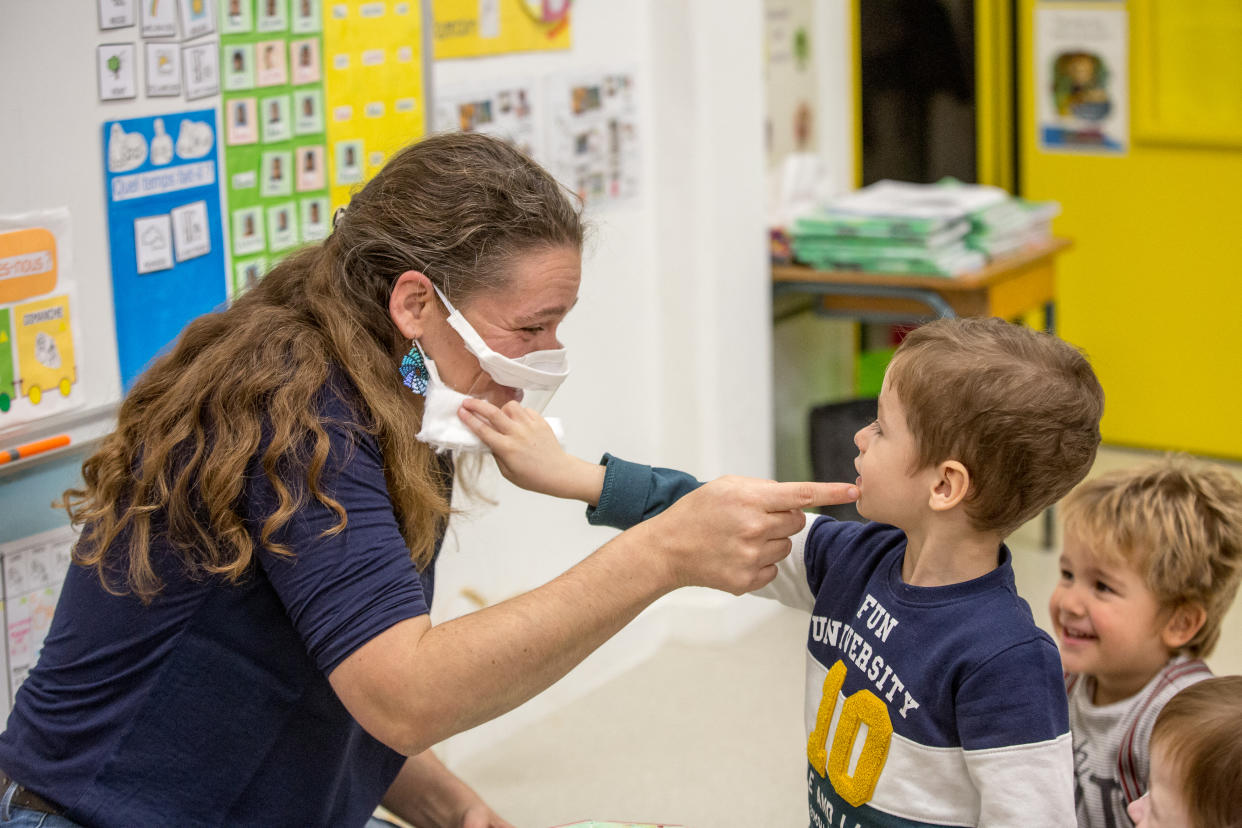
[245,395,429,675]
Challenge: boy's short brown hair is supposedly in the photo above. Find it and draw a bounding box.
[886,317,1104,535]
[1150,676,1242,828]
[1061,457,1242,657]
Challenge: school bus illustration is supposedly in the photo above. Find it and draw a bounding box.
[13,295,76,405]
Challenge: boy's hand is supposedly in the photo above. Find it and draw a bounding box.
[458,398,606,504]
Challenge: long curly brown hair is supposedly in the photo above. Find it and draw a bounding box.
[64,133,583,601]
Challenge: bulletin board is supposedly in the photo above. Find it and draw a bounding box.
[0,0,432,474]
[431,0,570,59]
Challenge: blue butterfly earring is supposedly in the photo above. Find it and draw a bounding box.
[400,342,429,395]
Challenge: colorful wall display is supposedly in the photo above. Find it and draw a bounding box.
[101,110,227,389]
[432,80,542,160]
[1035,4,1128,154]
[431,0,570,59]
[0,525,76,718]
[220,0,331,296]
[0,210,83,428]
[323,0,428,210]
[547,70,640,208]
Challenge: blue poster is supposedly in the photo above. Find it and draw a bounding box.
[102,109,227,390]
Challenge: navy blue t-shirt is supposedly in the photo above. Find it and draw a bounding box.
[0,385,446,827]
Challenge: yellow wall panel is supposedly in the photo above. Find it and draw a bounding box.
[1020,0,1242,459]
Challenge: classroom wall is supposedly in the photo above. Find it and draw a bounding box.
[0,0,799,765]
[1018,0,1242,460]
[432,0,785,764]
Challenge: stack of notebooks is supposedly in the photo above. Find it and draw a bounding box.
[791,179,1059,277]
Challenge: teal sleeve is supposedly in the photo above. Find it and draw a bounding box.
[585,453,705,530]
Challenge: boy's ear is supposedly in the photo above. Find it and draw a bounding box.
[389,270,439,340]
[1161,602,1207,651]
[928,460,970,513]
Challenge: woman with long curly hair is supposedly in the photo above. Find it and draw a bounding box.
[0,133,853,828]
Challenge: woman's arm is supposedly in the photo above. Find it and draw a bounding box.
[329,474,852,757]
[382,752,513,828]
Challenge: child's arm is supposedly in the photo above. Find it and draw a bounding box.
[458,398,606,504]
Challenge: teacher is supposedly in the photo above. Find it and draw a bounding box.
[0,133,854,828]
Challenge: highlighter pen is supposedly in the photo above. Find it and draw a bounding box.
[0,434,71,465]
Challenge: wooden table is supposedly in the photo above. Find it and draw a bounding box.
[772,237,1072,328]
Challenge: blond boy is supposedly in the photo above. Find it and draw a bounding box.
[1051,459,1242,827]
[1128,675,1242,828]
[462,317,1105,827]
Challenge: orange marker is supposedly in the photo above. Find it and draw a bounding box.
[0,434,70,465]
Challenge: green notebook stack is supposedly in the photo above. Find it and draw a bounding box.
[792,179,1058,276]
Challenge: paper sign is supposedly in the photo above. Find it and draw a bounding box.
[134,214,174,273]
[261,94,292,142]
[13,294,77,406]
[293,89,324,134]
[291,0,322,33]
[261,150,293,197]
[223,43,256,91]
[232,207,266,255]
[0,526,77,712]
[290,38,321,84]
[220,0,254,33]
[255,39,289,86]
[267,202,298,251]
[226,97,259,144]
[232,256,267,294]
[146,43,183,98]
[258,0,290,32]
[1036,6,1129,154]
[0,228,58,305]
[178,0,218,40]
[171,200,211,261]
[99,0,137,29]
[141,0,178,37]
[182,41,220,100]
[300,197,329,240]
[98,43,138,101]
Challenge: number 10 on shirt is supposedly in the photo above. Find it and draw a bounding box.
[808,659,894,807]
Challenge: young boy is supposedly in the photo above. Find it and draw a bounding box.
[1127,676,1242,828]
[1051,458,1242,827]
[461,317,1105,827]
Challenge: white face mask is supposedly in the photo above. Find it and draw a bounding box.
[413,286,570,455]
[432,284,570,413]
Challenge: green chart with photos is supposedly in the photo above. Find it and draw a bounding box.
[220,0,329,296]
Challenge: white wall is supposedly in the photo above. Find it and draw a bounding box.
[431,0,785,763]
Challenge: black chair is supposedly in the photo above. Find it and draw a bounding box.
[808,398,877,521]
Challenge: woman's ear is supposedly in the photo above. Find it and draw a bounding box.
[1161,602,1207,651]
[389,270,438,340]
[928,460,970,513]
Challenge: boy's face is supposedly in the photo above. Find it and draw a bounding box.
[852,376,932,529]
[1126,745,1191,828]
[1049,532,1174,704]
